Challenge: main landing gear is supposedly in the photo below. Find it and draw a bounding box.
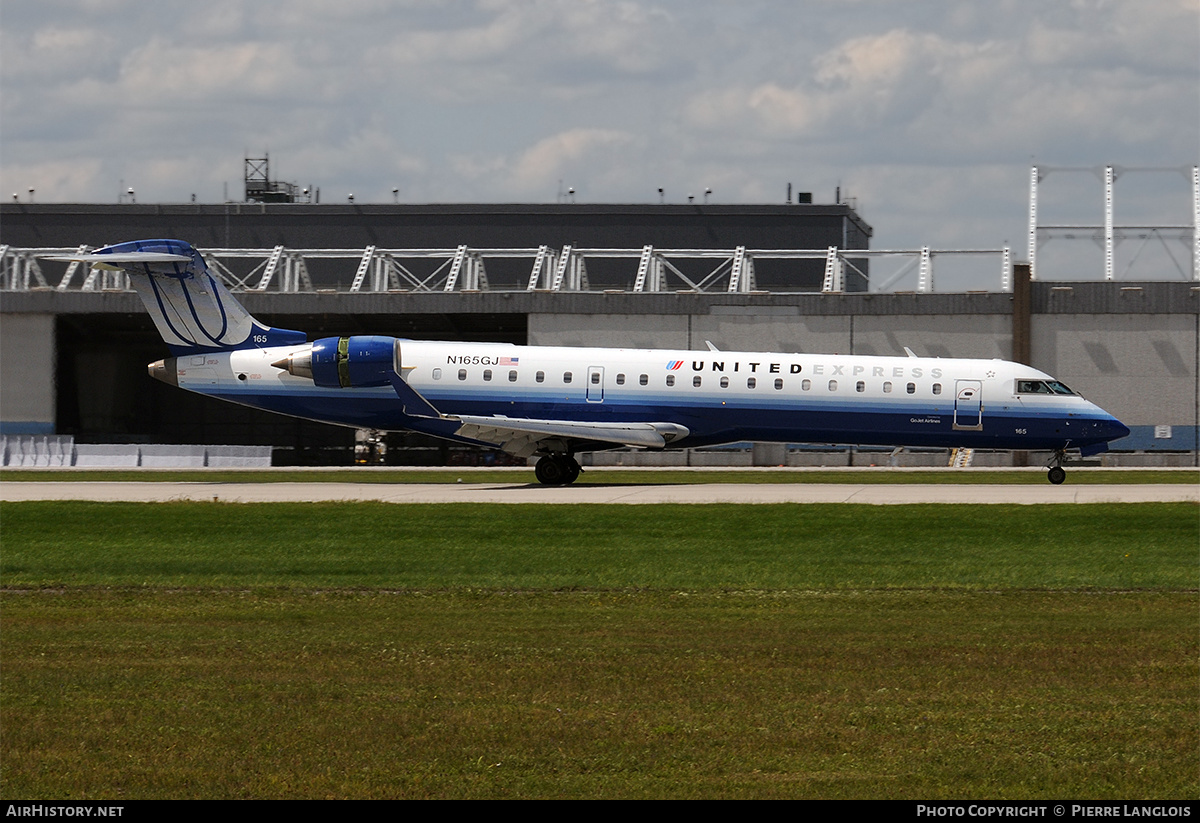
[1046,449,1067,485]
[534,454,582,486]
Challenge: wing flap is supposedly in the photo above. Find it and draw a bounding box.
[452,415,689,457]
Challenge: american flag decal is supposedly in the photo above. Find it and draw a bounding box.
[498,356,519,366]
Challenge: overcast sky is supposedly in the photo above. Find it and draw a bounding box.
[2,0,1197,288]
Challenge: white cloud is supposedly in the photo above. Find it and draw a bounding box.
[0,0,1194,284]
[508,128,639,193]
[117,39,306,104]
[0,157,105,203]
[449,128,640,199]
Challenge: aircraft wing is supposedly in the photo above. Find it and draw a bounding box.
[451,414,689,458]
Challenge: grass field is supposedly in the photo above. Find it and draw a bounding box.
[1,501,1196,799]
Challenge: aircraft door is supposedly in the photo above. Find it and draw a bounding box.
[586,366,604,403]
[953,380,983,431]
[183,354,218,386]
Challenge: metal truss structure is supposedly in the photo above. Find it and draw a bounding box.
[2,244,1016,294]
[1029,165,1200,281]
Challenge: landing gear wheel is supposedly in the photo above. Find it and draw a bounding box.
[535,455,567,486]
[535,455,582,486]
[564,456,582,485]
[1046,448,1068,485]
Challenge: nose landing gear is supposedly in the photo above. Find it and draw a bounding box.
[534,454,582,486]
[1047,449,1067,485]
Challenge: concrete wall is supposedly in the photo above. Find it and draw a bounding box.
[529,313,691,349]
[0,313,55,434]
[695,308,851,354]
[1032,312,1198,450]
[530,312,1013,360]
[529,310,858,353]
[849,314,1011,360]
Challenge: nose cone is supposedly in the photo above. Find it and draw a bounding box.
[1078,413,1129,457]
[1086,414,1129,446]
[1102,416,1131,443]
[1082,398,1130,444]
[148,358,178,386]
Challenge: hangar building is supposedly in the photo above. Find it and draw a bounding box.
[1,201,1195,465]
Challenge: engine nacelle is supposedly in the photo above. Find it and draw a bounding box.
[275,335,400,388]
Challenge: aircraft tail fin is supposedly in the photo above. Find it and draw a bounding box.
[49,239,305,355]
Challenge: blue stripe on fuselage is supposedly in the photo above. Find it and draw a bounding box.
[200,383,1121,451]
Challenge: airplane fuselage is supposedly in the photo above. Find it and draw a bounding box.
[156,339,1128,454]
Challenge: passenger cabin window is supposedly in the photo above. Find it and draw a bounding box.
[508,370,518,382]
[639,374,648,386]
[483,369,492,382]
[616,373,625,385]
[536,371,545,383]
[563,372,573,384]
[693,375,702,388]
[932,383,942,395]
[774,378,784,390]
[747,377,757,389]
[720,376,729,388]
[828,380,837,391]
[666,374,675,387]
[883,381,892,393]
[432,368,442,380]
[458,369,467,381]
[856,381,865,393]
[906,383,915,394]
[801,379,811,391]
[591,371,601,385]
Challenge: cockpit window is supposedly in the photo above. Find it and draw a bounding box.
[1017,379,1076,396]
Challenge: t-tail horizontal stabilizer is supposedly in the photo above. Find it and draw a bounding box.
[45,240,305,355]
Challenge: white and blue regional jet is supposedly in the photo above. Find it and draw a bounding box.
[52,240,1130,485]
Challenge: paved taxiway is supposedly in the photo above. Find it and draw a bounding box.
[2,481,1196,504]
